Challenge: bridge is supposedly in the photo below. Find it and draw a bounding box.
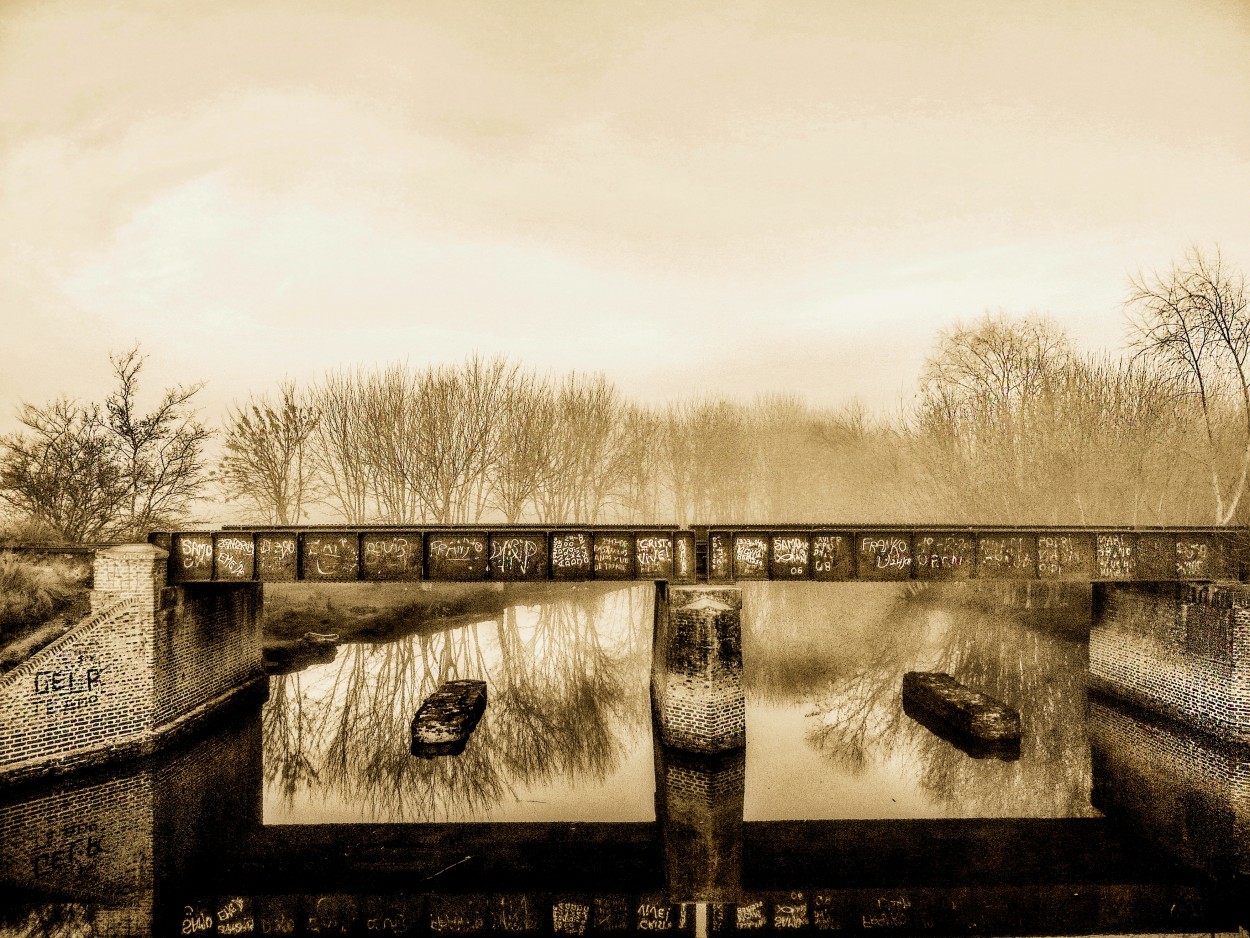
[1,527,1246,917]
[149,524,1245,584]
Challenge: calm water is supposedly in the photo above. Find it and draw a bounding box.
[4,580,1246,936]
[262,581,1095,825]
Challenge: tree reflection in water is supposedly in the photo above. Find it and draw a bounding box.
[262,584,653,822]
[744,581,1096,818]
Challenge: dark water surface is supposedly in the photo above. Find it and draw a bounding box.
[2,581,1245,936]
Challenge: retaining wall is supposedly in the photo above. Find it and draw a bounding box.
[1089,583,1249,744]
[0,545,264,783]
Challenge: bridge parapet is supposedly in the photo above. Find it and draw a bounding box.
[151,525,1247,584]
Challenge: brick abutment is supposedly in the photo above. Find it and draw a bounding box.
[651,584,746,755]
[1090,583,1250,746]
[0,544,264,783]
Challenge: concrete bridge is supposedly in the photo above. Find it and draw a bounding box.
[150,523,1244,583]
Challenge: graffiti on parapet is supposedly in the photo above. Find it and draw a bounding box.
[34,664,102,715]
[490,536,544,578]
[861,536,911,573]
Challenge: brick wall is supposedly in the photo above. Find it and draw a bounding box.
[0,545,263,782]
[1089,583,1249,744]
[0,770,155,902]
[0,599,153,777]
[1089,695,1248,881]
[652,586,745,754]
[153,583,262,729]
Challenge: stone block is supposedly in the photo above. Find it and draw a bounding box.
[901,672,1021,743]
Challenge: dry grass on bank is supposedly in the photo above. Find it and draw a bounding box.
[0,554,92,671]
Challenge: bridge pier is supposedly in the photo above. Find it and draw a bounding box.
[0,544,264,783]
[1090,582,1250,745]
[654,742,745,902]
[651,584,745,754]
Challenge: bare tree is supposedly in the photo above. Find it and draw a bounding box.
[489,372,556,523]
[220,380,321,524]
[103,346,212,537]
[0,400,124,543]
[1128,246,1250,524]
[0,346,210,542]
[536,373,628,522]
[310,369,377,523]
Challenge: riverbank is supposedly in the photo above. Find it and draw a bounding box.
[0,553,92,673]
[261,580,620,672]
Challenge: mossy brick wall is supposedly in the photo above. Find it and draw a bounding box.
[0,545,263,781]
[652,586,745,754]
[1090,583,1249,744]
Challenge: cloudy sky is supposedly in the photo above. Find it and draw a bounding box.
[2,0,1248,430]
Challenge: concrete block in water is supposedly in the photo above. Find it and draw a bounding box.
[411,680,487,757]
[901,672,1021,743]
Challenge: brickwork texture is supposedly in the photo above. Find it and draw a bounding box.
[1090,583,1249,744]
[0,544,263,781]
[652,585,746,754]
[1089,696,1249,881]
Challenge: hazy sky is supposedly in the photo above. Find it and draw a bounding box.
[2,0,1249,430]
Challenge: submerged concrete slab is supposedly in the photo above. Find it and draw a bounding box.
[902,672,1021,744]
[411,680,487,758]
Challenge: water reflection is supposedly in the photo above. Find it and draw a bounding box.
[262,584,654,823]
[743,581,1095,819]
[2,579,1248,935]
[0,698,262,937]
[1090,693,1249,884]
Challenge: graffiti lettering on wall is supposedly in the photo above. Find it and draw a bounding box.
[32,821,103,876]
[862,896,911,929]
[363,535,419,578]
[1176,541,1209,578]
[861,536,911,573]
[490,537,543,578]
[34,662,102,715]
[304,536,359,579]
[637,536,673,577]
[552,534,591,578]
[178,536,213,574]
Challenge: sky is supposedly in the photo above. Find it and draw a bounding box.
[2,0,1249,432]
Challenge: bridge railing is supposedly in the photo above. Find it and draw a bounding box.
[148,525,1249,584]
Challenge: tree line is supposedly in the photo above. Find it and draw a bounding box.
[2,247,1247,543]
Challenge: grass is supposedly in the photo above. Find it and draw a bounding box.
[0,554,92,671]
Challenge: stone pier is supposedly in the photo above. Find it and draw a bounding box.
[651,584,745,754]
[0,544,264,783]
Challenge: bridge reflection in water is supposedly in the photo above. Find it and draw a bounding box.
[0,583,1246,936]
